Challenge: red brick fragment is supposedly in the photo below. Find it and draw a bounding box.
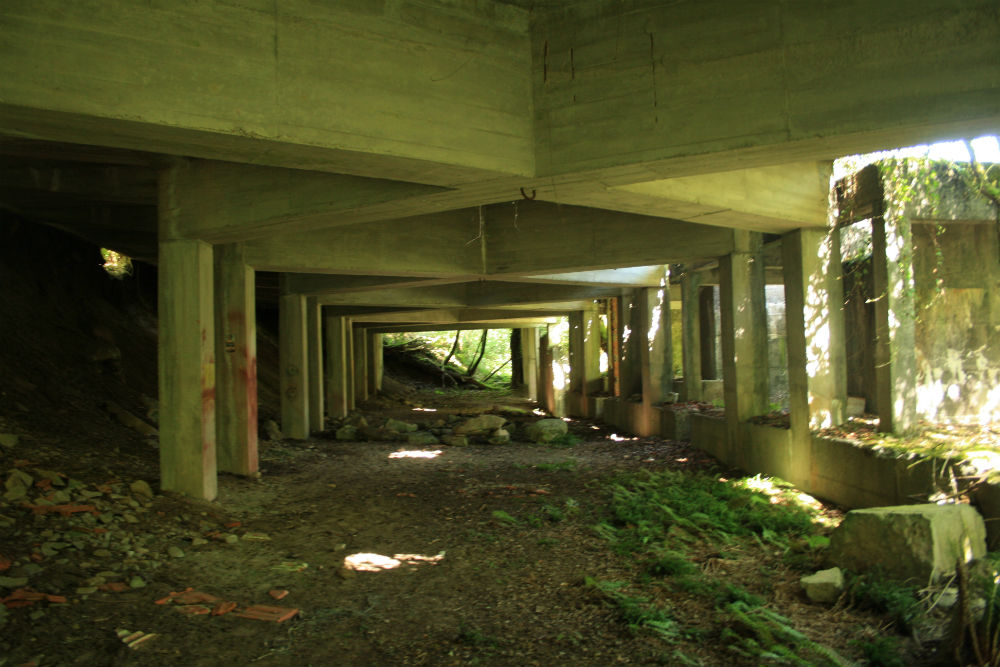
[98,582,130,592]
[268,589,289,600]
[234,604,299,623]
[174,604,212,615]
[224,521,242,528]
[211,600,237,616]
[0,554,11,572]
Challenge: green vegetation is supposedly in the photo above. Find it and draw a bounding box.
[595,470,818,555]
[585,578,681,643]
[587,470,847,664]
[384,329,516,384]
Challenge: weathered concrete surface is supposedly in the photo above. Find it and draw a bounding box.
[279,292,309,440]
[213,243,258,477]
[829,504,986,583]
[324,315,351,420]
[800,567,844,604]
[158,239,217,500]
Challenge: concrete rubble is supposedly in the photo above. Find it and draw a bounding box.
[828,503,987,583]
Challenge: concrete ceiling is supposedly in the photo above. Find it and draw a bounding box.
[1,0,997,332]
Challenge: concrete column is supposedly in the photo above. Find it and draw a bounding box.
[619,292,642,398]
[783,228,847,456]
[520,327,539,402]
[306,297,324,433]
[720,232,769,458]
[638,278,673,406]
[539,329,556,414]
[680,269,704,401]
[213,243,257,477]
[279,289,309,440]
[872,216,918,433]
[568,309,602,415]
[352,326,368,404]
[699,285,719,380]
[367,332,383,394]
[324,314,350,419]
[159,239,217,500]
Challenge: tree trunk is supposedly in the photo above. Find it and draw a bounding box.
[466,329,488,376]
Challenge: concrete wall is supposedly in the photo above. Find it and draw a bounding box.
[911,221,1000,421]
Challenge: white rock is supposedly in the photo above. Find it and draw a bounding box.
[800,567,844,603]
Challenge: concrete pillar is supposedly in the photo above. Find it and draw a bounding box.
[367,332,383,395]
[306,297,324,433]
[158,239,217,499]
[619,292,642,398]
[324,314,350,419]
[638,278,673,406]
[680,269,704,401]
[872,216,918,433]
[213,243,257,477]
[699,285,719,380]
[720,232,769,458]
[279,289,309,440]
[520,327,539,402]
[539,329,555,414]
[568,307,602,415]
[783,228,847,458]
[352,326,368,404]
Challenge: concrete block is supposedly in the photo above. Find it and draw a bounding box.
[829,503,986,583]
[800,567,844,604]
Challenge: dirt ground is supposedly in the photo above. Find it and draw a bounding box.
[1,384,929,667]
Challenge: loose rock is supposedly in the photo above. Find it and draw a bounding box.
[454,415,506,436]
[828,503,987,582]
[525,419,568,443]
[800,567,844,603]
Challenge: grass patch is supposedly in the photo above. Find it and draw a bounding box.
[545,433,582,448]
[595,470,821,556]
[534,460,577,472]
[848,572,923,631]
[586,578,680,643]
[491,510,519,527]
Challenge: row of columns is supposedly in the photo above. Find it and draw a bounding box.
[157,232,386,499]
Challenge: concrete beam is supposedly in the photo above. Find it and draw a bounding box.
[367,321,553,335]
[533,1,1000,178]
[317,282,624,309]
[0,1,534,181]
[246,202,733,276]
[611,162,833,233]
[161,159,447,242]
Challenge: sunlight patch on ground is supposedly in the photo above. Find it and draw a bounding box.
[608,433,638,442]
[411,407,437,412]
[388,450,443,460]
[343,552,446,572]
[532,409,546,416]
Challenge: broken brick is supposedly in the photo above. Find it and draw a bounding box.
[211,601,237,616]
[174,604,212,615]
[268,589,289,600]
[98,582,130,592]
[234,605,299,623]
